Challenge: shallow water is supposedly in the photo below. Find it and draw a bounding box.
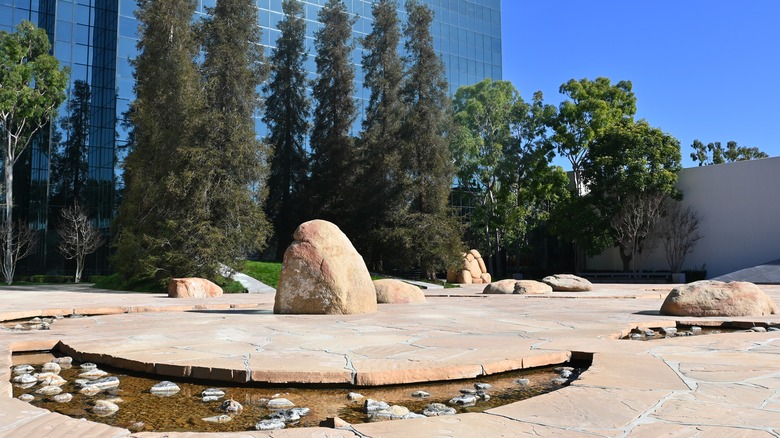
[12,352,584,432]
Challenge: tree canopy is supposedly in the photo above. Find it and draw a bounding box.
[690,140,768,166]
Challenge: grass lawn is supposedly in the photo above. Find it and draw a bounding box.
[241,261,282,288]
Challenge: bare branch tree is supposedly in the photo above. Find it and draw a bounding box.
[661,202,702,273]
[57,202,104,282]
[0,220,38,282]
[610,192,666,274]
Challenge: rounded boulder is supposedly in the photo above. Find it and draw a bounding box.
[542,274,593,292]
[514,280,553,295]
[274,220,377,315]
[482,279,517,294]
[168,278,223,298]
[660,280,778,317]
[374,279,426,304]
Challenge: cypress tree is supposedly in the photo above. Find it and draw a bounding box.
[397,0,462,277]
[263,0,310,260]
[355,0,404,268]
[199,0,270,266]
[307,0,358,228]
[113,0,208,282]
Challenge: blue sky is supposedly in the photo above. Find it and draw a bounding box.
[501,1,779,169]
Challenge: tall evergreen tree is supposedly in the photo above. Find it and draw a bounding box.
[199,0,270,266]
[395,0,462,277]
[112,0,207,282]
[52,80,90,208]
[355,0,405,268]
[307,0,358,228]
[263,0,310,260]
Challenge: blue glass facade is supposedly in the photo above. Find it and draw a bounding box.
[1,0,502,276]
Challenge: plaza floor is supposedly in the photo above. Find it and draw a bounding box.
[1,282,779,437]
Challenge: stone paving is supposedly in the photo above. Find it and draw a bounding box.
[1,282,780,437]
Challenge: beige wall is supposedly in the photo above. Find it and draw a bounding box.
[586,156,780,278]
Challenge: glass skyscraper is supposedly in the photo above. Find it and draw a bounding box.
[0,0,502,276]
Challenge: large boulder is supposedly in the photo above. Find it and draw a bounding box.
[168,278,223,298]
[660,280,779,317]
[542,274,593,292]
[483,279,517,294]
[514,280,553,295]
[274,220,377,315]
[374,279,426,304]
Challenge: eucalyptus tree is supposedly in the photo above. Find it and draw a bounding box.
[263,0,310,259]
[0,21,68,284]
[690,139,768,166]
[307,0,358,227]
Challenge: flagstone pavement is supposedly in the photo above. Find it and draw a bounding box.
[1,282,779,437]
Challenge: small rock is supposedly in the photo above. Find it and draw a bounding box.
[364,399,390,413]
[53,357,73,365]
[347,392,364,401]
[13,365,34,375]
[411,390,430,398]
[53,393,73,403]
[515,378,530,386]
[18,394,35,402]
[126,422,145,432]
[88,377,120,390]
[79,369,108,379]
[267,398,295,409]
[690,326,702,333]
[14,382,36,389]
[402,412,427,419]
[476,391,490,400]
[150,381,180,396]
[34,372,59,381]
[291,407,310,417]
[474,383,492,390]
[268,409,301,423]
[644,330,656,337]
[422,402,456,416]
[660,327,678,336]
[12,374,37,385]
[80,363,98,371]
[41,362,61,374]
[552,378,568,385]
[93,400,120,417]
[459,388,477,395]
[255,398,270,407]
[202,388,225,398]
[80,386,102,396]
[220,399,243,413]
[373,405,410,419]
[202,414,232,423]
[255,419,285,430]
[104,397,124,404]
[750,326,767,333]
[769,327,780,332]
[41,375,67,387]
[202,396,219,403]
[630,333,642,340]
[13,324,22,330]
[559,369,572,379]
[35,385,63,396]
[449,394,477,407]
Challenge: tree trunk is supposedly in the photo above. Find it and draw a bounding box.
[3,152,13,285]
[75,255,83,283]
[618,246,632,273]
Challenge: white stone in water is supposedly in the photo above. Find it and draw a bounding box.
[515,378,530,386]
[559,369,572,379]
[202,388,225,398]
[12,374,37,385]
[104,397,124,404]
[41,362,61,374]
[630,333,643,340]
[79,369,108,379]
[660,327,677,336]
[255,419,286,431]
[476,391,490,401]
[449,394,477,407]
[35,385,63,396]
[267,409,300,423]
[53,356,73,365]
[18,394,35,402]
[53,393,73,403]
[15,382,36,390]
[459,388,476,395]
[403,412,427,419]
[41,375,67,387]
[411,390,430,398]
[373,405,410,419]
[34,372,59,381]
[80,386,102,396]
[220,399,243,413]
[552,377,568,385]
[93,400,120,417]
[363,399,389,413]
[422,402,456,417]
[202,415,232,423]
[88,377,120,390]
[150,381,180,396]
[347,392,364,401]
[266,398,295,409]
[750,326,767,332]
[202,396,219,403]
[80,363,98,371]
[13,365,34,375]
[291,407,310,417]
[474,383,492,390]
